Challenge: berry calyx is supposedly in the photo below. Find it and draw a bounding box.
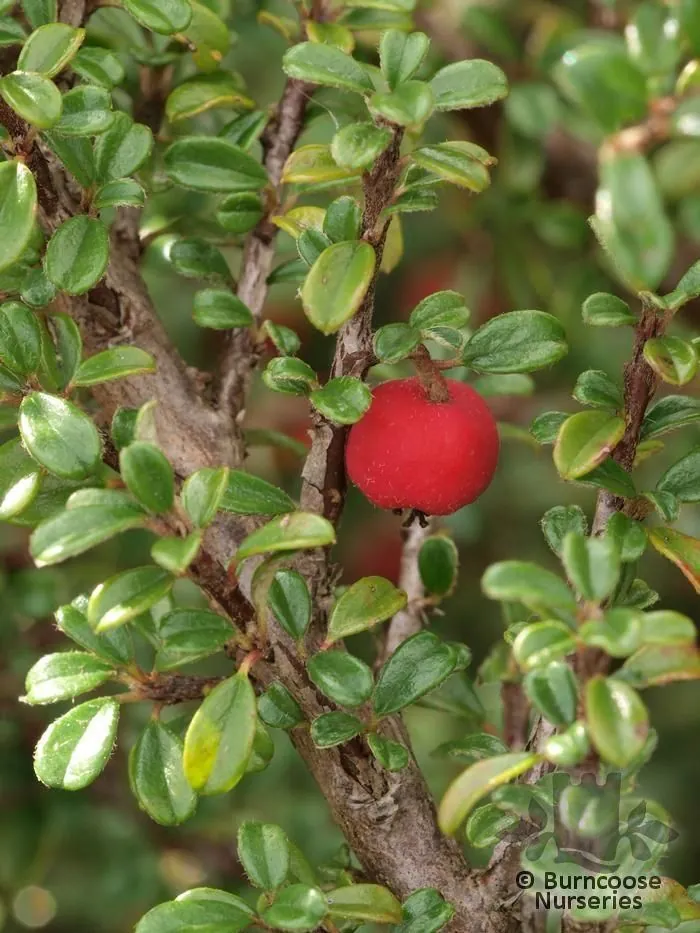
[346,377,499,516]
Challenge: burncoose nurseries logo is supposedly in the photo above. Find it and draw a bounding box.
[508,771,677,919]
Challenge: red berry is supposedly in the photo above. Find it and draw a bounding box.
[346,377,499,516]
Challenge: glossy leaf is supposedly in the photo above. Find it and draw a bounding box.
[93,178,145,209]
[123,0,192,35]
[263,357,317,396]
[580,608,642,658]
[152,531,201,574]
[258,682,304,730]
[561,532,620,601]
[0,71,62,128]
[155,608,232,671]
[513,621,576,671]
[20,392,101,479]
[543,721,590,768]
[181,466,229,528]
[327,575,406,645]
[327,885,402,924]
[237,821,289,890]
[482,561,576,615]
[268,570,311,640]
[120,442,174,514]
[641,394,700,440]
[540,504,588,555]
[30,501,146,566]
[307,651,373,707]
[23,651,113,705]
[164,137,267,192]
[310,711,364,747]
[193,289,252,329]
[367,733,409,771]
[585,675,649,767]
[412,142,491,192]
[373,631,457,716]
[0,161,37,273]
[94,112,152,181]
[649,526,700,592]
[216,192,264,234]
[463,309,567,374]
[34,697,119,790]
[380,29,430,89]
[582,292,636,327]
[284,144,359,184]
[0,300,41,374]
[166,73,253,123]
[17,22,84,77]
[263,885,328,932]
[373,322,421,363]
[301,241,376,335]
[644,336,698,386]
[371,80,435,128]
[438,752,539,834]
[136,889,254,933]
[523,661,577,725]
[395,888,454,933]
[56,598,132,666]
[235,512,335,562]
[88,566,174,632]
[44,215,109,295]
[220,470,294,516]
[283,42,373,94]
[130,721,197,826]
[309,376,371,425]
[430,59,508,110]
[331,121,392,170]
[74,347,155,386]
[183,672,257,795]
[553,410,625,480]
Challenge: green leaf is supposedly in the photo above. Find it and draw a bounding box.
[258,682,304,730]
[221,470,295,516]
[512,621,576,670]
[523,661,577,725]
[307,651,373,707]
[367,732,409,771]
[540,504,588,555]
[283,42,373,94]
[0,442,40,521]
[216,192,264,235]
[553,42,647,133]
[395,888,454,933]
[152,531,201,574]
[561,532,620,601]
[657,448,700,502]
[135,889,255,933]
[433,732,508,765]
[263,357,318,395]
[123,0,191,34]
[373,631,457,716]
[23,651,113,705]
[263,885,328,932]
[120,442,174,514]
[284,144,359,185]
[438,751,539,834]
[331,121,392,170]
[42,131,95,187]
[237,821,289,890]
[530,410,568,445]
[380,29,429,89]
[553,410,625,480]
[665,258,700,310]
[20,391,101,479]
[373,323,421,363]
[246,720,274,775]
[463,310,566,373]
[618,643,700,687]
[56,598,132,666]
[309,376,371,425]
[261,321,300,356]
[465,804,519,847]
[34,696,119,790]
[301,241,376,335]
[371,80,435,128]
[0,71,62,128]
[22,267,57,308]
[130,721,197,826]
[639,610,696,646]
[236,512,335,562]
[580,608,642,658]
[641,394,700,440]
[306,21,354,53]
[71,47,124,89]
[193,289,252,329]
[582,292,636,327]
[0,161,37,273]
[164,136,267,193]
[412,142,492,192]
[297,227,332,266]
[54,84,114,136]
[327,885,402,924]
[592,151,673,291]
[94,112,153,181]
[606,513,647,562]
[155,608,232,671]
[323,195,362,243]
[88,566,174,632]
[30,499,145,566]
[430,59,507,110]
[181,466,229,528]
[183,671,256,795]
[0,300,42,374]
[0,17,27,45]
[326,575,406,645]
[543,721,590,768]
[44,215,109,295]
[585,675,649,768]
[310,710,364,747]
[170,237,230,282]
[18,23,84,77]
[185,0,230,67]
[93,178,145,209]
[166,73,254,123]
[572,369,622,410]
[74,347,155,386]
[409,290,470,330]
[649,526,700,592]
[418,535,459,597]
[269,570,311,640]
[644,336,698,386]
[482,561,576,615]
[22,0,56,28]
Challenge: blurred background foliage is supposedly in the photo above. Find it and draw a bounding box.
[2,0,700,930]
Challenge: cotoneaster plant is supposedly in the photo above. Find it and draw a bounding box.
[0,2,700,933]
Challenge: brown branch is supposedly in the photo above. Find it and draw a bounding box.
[381,519,432,662]
[500,682,530,751]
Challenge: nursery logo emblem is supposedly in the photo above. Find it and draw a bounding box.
[519,771,677,875]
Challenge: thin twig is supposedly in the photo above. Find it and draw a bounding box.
[381,519,433,662]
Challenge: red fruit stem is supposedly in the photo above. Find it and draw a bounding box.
[411,344,451,403]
